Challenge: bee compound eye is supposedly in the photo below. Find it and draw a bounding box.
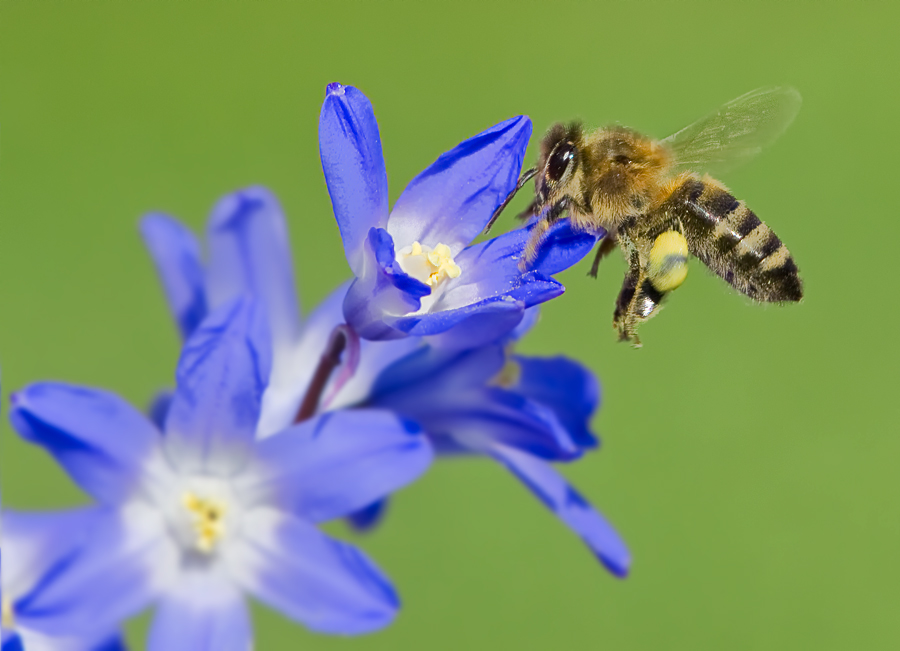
[547,143,576,182]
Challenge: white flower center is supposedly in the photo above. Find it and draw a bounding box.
[159,476,239,556]
[396,241,461,288]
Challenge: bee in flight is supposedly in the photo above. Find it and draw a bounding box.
[486,87,803,346]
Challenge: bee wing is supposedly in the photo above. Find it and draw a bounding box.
[661,86,801,175]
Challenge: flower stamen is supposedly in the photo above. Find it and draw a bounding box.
[2,595,14,630]
[398,241,462,287]
[182,492,227,554]
[491,358,522,388]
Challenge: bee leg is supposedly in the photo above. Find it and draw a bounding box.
[515,198,539,222]
[588,234,618,279]
[520,219,551,271]
[519,201,570,271]
[614,230,690,347]
[484,167,538,234]
[612,268,640,341]
[615,273,664,348]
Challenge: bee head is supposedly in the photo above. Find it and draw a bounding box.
[537,122,583,206]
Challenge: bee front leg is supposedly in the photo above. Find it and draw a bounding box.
[520,218,551,271]
[515,198,539,222]
[588,234,618,279]
[518,200,570,271]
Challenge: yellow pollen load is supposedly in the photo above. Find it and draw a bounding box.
[648,231,689,292]
[2,595,14,630]
[182,492,227,554]
[410,241,461,287]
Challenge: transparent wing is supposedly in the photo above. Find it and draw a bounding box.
[661,86,802,175]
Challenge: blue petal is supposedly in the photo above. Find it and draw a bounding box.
[383,388,580,460]
[319,83,389,276]
[513,355,600,449]
[434,219,599,313]
[231,509,398,635]
[2,508,104,599]
[164,299,271,476]
[146,390,173,431]
[508,306,541,341]
[388,116,532,254]
[342,228,430,340]
[390,295,526,344]
[147,576,250,651]
[369,227,432,298]
[205,186,302,358]
[139,214,207,339]
[245,409,432,523]
[346,499,390,533]
[10,386,160,505]
[14,510,167,638]
[369,345,505,402]
[1,633,23,651]
[529,220,605,276]
[368,346,580,459]
[92,636,129,651]
[489,444,631,577]
[15,630,127,651]
[421,299,526,351]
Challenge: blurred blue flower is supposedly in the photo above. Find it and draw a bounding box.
[140,186,421,437]
[9,299,432,649]
[361,324,631,577]
[1,508,127,651]
[319,83,599,346]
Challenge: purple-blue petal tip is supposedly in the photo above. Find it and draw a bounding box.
[326,82,346,96]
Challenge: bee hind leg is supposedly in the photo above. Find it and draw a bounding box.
[613,271,667,348]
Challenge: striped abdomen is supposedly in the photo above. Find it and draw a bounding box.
[674,174,802,302]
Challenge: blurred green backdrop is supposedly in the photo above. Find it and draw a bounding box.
[1,1,898,649]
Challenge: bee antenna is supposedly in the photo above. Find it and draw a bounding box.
[484,167,538,234]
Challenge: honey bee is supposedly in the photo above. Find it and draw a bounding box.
[486,87,803,346]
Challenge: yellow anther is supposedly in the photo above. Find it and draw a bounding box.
[2,595,14,630]
[398,241,462,288]
[491,357,522,388]
[182,492,227,554]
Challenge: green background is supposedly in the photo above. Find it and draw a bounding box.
[1,1,898,649]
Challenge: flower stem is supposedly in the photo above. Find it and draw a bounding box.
[294,324,360,423]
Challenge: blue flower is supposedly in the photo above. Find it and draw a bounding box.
[1,508,127,651]
[319,83,599,346]
[140,186,628,575]
[9,299,433,649]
